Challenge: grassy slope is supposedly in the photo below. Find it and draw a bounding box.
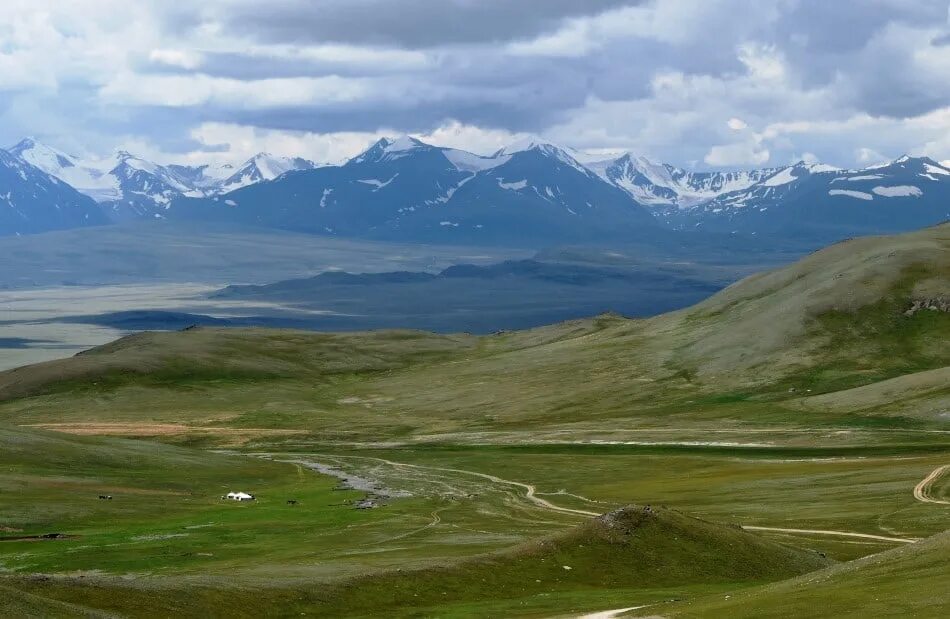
[0,226,945,616]
[0,584,111,619]
[0,226,946,447]
[666,530,950,618]
[0,328,476,402]
[10,507,829,618]
[296,506,829,617]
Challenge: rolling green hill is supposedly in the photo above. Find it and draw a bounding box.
[5,506,830,618]
[0,225,946,617]
[0,224,945,446]
[666,530,950,618]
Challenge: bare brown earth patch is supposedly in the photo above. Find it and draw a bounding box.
[0,533,78,543]
[3,475,188,496]
[24,423,307,446]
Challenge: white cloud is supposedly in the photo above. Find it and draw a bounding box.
[149,49,204,70]
[508,1,783,56]
[175,120,523,166]
[736,42,785,82]
[243,43,433,71]
[727,117,748,131]
[704,140,770,166]
[2,1,950,169]
[413,121,525,155]
[100,73,374,108]
[186,123,388,165]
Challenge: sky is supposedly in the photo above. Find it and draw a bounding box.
[1,0,950,169]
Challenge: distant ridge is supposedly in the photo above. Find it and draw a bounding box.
[4,135,950,243]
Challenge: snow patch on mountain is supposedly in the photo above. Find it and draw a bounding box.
[444,148,507,172]
[872,185,923,197]
[384,136,425,153]
[924,163,949,176]
[835,174,884,182]
[829,189,874,200]
[499,178,528,191]
[806,164,841,173]
[357,173,399,191]
[761,167,798,187]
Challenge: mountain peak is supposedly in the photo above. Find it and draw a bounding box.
[494,138,591,175]
[349,135,430,165]
[495,136,570,158]
[893,154,948,169]
[385,135,426,152]
[9,136,65,157]
[10,136,39,151]
[862,154,944,172]
[8,137,80,173]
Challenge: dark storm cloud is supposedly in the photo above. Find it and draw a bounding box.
[771,0,950,116]
[218,101,547,135]
[161,52,423,80]
[5,0,950,168]
[218,0,643,48]
[174,0,950,164]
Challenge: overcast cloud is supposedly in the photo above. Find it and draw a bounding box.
[1,0,949,168]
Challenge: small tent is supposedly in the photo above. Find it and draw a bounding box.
[226,491,255,501]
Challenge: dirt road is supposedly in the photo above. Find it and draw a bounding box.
[742,525,916,544]
[283,453,925,543]
[578,605,650,618]
[344,455,600,517]
[913,464,950,505]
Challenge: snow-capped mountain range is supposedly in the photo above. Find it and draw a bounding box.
[7,138,317,220]
[2,135,949,242]
[0,147,107,235]
[672,155,950,236]
[172,136,658,244]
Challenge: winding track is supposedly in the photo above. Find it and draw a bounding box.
[287,453,927,544]
[578,605,651,619]
[741,525,917,544]
[329,454,600,517]
[913,464,950,505]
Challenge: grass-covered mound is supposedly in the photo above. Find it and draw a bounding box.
[297,506,830,616]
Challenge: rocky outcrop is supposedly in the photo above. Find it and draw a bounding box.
[905,298,950,316]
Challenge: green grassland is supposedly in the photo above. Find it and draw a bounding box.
[0,225,947,616]
[7,506,830,618]
[664,530,950,618]
[288,444,949,560]
[0,426,420,578]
